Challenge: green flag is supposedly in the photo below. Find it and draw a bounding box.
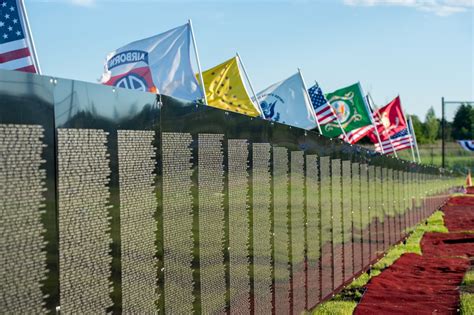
[321,82,372,137]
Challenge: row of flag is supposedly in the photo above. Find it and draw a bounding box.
[0,2,422,160]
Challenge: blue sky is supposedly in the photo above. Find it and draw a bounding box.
[26,0,473,119]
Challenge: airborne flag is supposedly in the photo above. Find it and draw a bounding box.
[201,57,261,117]
[100,23,203,101]
[322,83,372,138]
[367,96,406,143]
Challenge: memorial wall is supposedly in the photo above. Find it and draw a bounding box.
[0,69,460,314]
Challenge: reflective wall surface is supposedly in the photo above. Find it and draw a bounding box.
[0,69,460,314]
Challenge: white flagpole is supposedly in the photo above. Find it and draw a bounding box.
[408,116,422,163]
[297,68,322,134]
[401,107,417,162]
[236,53,265,119]
[402,108,416,162]
[19,0,41,74]
[359,83,385,154]
[315,80,349,142]
[188,19,207,105]
[368,94,398,157]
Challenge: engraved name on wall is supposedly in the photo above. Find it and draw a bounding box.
[198,134,226,314]
[118,130,158,313]
[57,128,113,313]
[306,154,320,308]
[0,124,49,313]
[252,143,272,314]
[273,146,290,314]
[162,132,194,314]
[228,139,251,314]
[291,151,306,313]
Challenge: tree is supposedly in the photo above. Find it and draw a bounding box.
[409,114,427,144]
[451,104,474,140]
[424,107,439,143]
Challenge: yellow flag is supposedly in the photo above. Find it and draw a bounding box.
[200,57,261,117]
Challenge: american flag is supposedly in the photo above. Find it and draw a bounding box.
[342,124,374,144]
[0,0,37,73]
[308,84,337,125]
[374,128,413,154]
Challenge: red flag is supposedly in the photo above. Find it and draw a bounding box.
[367,96,407,143]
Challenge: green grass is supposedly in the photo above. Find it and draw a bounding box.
[460,270,474,314]
[362,141,474,173]
[311,211,448,315]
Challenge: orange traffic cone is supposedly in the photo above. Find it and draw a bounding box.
[467,170,474,194]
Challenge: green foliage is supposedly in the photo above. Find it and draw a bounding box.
[452,104,474,140]
[424,107,440,143]
[409,114,428,144]
[461,269,474,315]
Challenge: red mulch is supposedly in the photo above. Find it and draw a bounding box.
[355,195,474,315]
[442,197,474,232]
[421,233,474,258]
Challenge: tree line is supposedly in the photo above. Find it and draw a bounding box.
[409,103,474,144]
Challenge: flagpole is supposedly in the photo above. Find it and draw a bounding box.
[236,53,265,119]
[359,83,385,154]
[19,0,41,74]
[368,93,398,157]
[401,106,417,162]
[188,19,207,105]
[297,68,322,134]
[316,81,349,142]
[408,116,422,163]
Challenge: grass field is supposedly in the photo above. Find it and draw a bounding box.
[363,141,474,173]
[310,211,448,315]
[460,264,474,314]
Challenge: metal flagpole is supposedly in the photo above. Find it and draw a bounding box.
[359,83,384,154]
[315,81,349,142]
[368,93,398,157]
[188,19,207,105]
[19,0,41,74]
[408,116,422,163]
[236,53,265,119]
[297,68,322,134]
[401,106,417,162]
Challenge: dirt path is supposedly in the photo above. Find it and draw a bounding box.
[354,195,474,315]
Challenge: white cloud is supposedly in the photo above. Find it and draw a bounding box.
[343,0,474,16]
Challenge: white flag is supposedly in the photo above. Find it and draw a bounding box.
[100,23,203,101]
[256,73,317,130]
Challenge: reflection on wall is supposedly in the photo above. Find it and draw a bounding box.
[291,151,305,313]
[0,124,49,313]
[57,128,113,313]
[306,154,320,308]
[331,159,343,290]
[342,160,353,283]
[352,163,363,273]
[320,156,332,297]
[118,130,158,313]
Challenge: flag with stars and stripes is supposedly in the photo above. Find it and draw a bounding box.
[374,128,413,154]
[307,84,337,125]
[0,0,39,73]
